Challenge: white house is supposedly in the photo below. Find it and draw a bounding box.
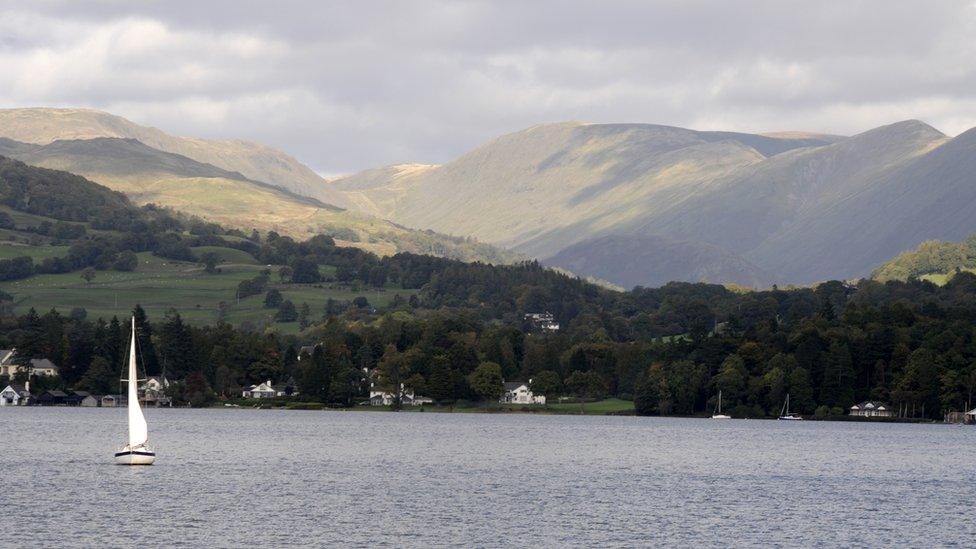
[524,313,560,332]
[849,401,893,418]
[0,384,30,406]
[242,379,297,399]
[369,382,432,406]
[0,353,60,378]
[139,376,171,406]
[501,381,546,405]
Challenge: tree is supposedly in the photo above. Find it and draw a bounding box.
[377,344,408,410]
[78,356,115,394]
[131,305,160,375]
[299,302,311,330]
[184,371,215,407]
[290,258,322,284]
[200,252,221,274]
[529,370,562,396]
[278,265,293,283]
[469,362,504,402]
[276,300,298,322]
[298,346,331,402]
[263,289,283,308]
[81,267,96,285]
[113,250,138,271]
[565,370,608,400]
[427,356,455,403]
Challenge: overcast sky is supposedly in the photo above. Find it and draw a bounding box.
[1,1,975,175]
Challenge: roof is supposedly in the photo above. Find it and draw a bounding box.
[29,358,59,371]
[71,391,91,397]
[43,390,68,397]
[504,381,529,391]
[850,401,890,410]
[0,349,15,363]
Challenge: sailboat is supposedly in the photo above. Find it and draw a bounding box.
[778,393,803,421]
[114,317,156,465]
[711,390,731,419]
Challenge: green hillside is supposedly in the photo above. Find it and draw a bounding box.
[872,235,976,284]
[0,250,416,332]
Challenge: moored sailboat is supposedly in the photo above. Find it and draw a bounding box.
[711,390,731,419]
[114,317,156,465]
[778,393,802,421]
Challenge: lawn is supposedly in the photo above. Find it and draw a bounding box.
[546,398,635,415]
[0,250,418,329]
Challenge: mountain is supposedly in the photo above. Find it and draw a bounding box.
[544,234,775,289]
[0,108,325,196]
[0,134,515,264]
[323,119,976,287]
[322,122,840,285]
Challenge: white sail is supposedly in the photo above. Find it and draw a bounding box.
[127,317,148,447]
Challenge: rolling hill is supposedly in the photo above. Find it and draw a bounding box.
[0,107,324,196]
[322,120,976,287]
[0,130,515,265]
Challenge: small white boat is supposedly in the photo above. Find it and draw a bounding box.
[711,390,731,419]
[778,393,803,421]
[114,317,156,465]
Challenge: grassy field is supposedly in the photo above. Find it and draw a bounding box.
[920,268,976,285]
[0,242,70,260]
[546,398,635,415]
[0,249,418,329]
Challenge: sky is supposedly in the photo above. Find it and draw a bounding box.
[1,1,975,175]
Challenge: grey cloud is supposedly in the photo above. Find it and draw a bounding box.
[0,0,974,174]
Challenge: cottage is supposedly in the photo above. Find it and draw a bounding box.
[241,379,297,399]
[37,390,68,406]
[1,384,31,406]
[849,401,893,418]
[501,381,546,405]
[80,394,100,407]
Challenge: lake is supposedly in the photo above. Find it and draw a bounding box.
[3,408,974,547]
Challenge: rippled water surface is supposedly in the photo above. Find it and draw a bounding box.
[3,407,974,547]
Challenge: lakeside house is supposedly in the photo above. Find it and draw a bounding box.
[849,401,893,418]
[0,384,31,406]
[29,359,60,377]
[140,375,172,406]
[242,379,297,399]
[0,350,61,378]
[369,382,433,406]
[501,381,546,405]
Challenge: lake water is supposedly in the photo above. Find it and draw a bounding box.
[2,408,974,547]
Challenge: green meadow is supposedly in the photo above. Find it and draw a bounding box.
[0,246,417,330]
